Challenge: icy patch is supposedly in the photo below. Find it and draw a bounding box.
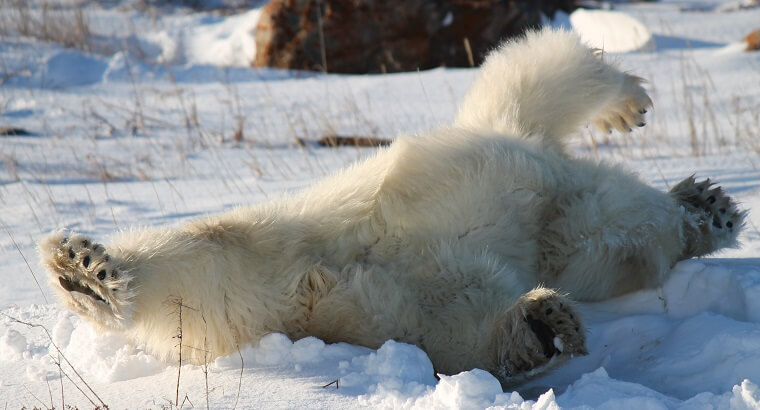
[44,51,108,87]
[569,9,653,52]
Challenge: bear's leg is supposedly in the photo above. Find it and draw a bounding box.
[411,281,586,385]
[538,169,747,301]
[301,251,587,385]
[39,224,295,363]
[454,28,652,146]
[669,176,746,259]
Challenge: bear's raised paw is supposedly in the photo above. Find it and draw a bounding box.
[39,232,132,329]
[591,73,652,134]
[670,176,746,258]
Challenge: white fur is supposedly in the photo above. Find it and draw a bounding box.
[39,28,743,385]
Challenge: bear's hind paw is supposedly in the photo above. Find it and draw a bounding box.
[39,232,132,329]
[491,288,587,386]
[670,176,746,257]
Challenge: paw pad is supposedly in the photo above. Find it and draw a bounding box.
[47,234,124,304]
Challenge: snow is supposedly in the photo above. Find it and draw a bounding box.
[185,9,261,67]
[567,9,654,52]
[0,329,28,361]
[2,0,760,408]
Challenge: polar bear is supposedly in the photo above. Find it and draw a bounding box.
[39,28,745,387]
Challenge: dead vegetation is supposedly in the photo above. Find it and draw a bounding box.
[0,0,92,51]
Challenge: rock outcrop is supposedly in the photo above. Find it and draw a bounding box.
[746,28,760,51]
[254,0,576,73]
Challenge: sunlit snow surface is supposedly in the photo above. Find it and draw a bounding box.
[2,1,760,408]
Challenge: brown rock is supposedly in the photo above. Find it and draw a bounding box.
[254,0,577,74]
[746,28,760,51]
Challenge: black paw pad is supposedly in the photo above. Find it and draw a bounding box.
[97,270,106,281]
[82,255,91,268]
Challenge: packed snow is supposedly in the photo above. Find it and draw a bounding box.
[566,9,654,52]
[2,0,760,408]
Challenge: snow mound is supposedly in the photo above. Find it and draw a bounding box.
[44,51,108,87]
[55,317,164,382]
[345,339,436,399]
[569,9,654,52]
[0,329,28,361]
[186,9,261,67]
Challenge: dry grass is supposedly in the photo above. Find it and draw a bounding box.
[0,0,92,51]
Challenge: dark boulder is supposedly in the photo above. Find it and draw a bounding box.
[254,0,577,73]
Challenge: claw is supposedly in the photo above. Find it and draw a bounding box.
[58,276,106,303]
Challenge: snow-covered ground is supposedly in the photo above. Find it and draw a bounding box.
[2,0,760,408]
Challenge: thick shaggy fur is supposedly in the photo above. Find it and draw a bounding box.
[39,29,745,386]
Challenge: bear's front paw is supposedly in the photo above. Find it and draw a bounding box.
[490,288,587,386]
[670,176,746,258]
[39,231,133,329]
[592,73,652,134]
